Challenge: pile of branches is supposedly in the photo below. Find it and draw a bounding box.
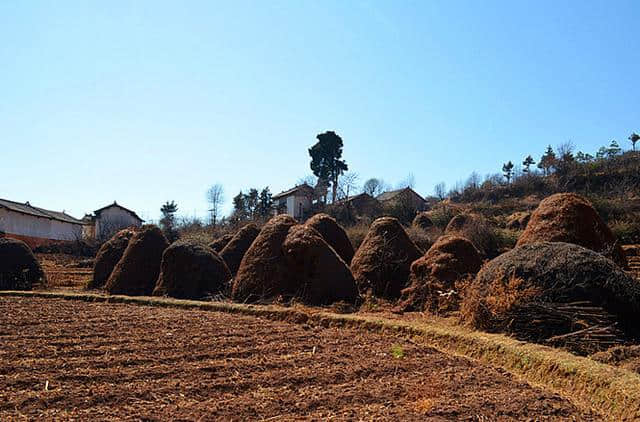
[501,301,627,355]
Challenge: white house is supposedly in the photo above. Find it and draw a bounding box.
[272,184,314,220]
[84,201,144,241]
[0,198,85,248]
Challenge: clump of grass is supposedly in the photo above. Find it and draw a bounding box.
[391,344,405,359]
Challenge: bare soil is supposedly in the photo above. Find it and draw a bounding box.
[36,253,92,289]
[0,297,596,421]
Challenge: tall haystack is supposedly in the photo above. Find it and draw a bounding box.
[396,235,482,312]
[219,223,260,275]
[305,213,354,264]
[283,225,359,305]
[350,217,422,299]
[153,240,231,299]
[209,234,234,252]
[461,242,640,354]
[88,228,136,289]
[105,225,169,296]
[444,213,498,257]
[232,215,297,303]
[412,212,434,230]
[0,238,45,290]
[517,193,626,267]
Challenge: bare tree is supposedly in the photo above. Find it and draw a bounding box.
[362,178,386,197]
[433,182,446,200]
[206,184,225,227]
[297,175,317,186]
[337,172,360,201]
[396,173,416,189]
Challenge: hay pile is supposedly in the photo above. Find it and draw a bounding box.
[105,225,169,296]
[282,225,359,305]
[0,238,45,290]
[305,213,354,264]
[461,242,640,354]
[209,234,234,252]
[517,193,626,267]
[350,217,422,299]
[232,215,297,303]
[88,228,136,289]
[153,241,231,299]
[444,213,498,257]
[220,223,260,275]
[396,235,482,313]
[505,212,530,230]
[412,212,434,230]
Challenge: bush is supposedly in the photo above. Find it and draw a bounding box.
[405,225,441,253]
[344,222,370,251]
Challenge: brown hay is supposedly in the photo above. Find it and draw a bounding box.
[444,213,499,258]
[517,193,627,267]
[282,225,359,305]
[219,223,260,275]
[105,225,169,296]
[396,235,482,313]
[461,242,640,353]
[0,238,46,290]
[505,211,531,230]
[305,213,355,264]
[350,217,422,299]
[412,212,434,230]
[153,240,231,299]
[232,215,297,303]
[208,234,234,252]
[88,228,136,289]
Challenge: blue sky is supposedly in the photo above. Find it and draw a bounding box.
[1,1,638,221]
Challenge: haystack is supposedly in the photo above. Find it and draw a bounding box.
[517,193,626,267]
[444,213,498,257]
[153,241,231,299]
[505,211,530,230]
[232,215,297,303]
[412,212,434,230]
[461,242,640,354]
[350,217,422,299]
[219,223,260,275]
[305,213,354,264]
[0,238,45,290]
[105,225,169,296]
[283,225,359,305]
[88,228,136,289]
[209,234,234,252]
[396,235,482,312]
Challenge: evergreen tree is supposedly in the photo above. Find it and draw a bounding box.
[257,187,273,218]
[159,200,178,241]
[607,140,622,157]
[308,131,348,204]
[537,145,556,175]
[246,188,259,219]
[232,191,247,221]
[522,155,535,173]
[629,132,640,151]
[502,161,514,183]
[596,146,608,160]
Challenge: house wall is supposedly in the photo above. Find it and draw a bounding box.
[0,208,83,243]
[95,207,142,240]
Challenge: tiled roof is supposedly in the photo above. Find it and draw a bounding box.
[272,184,314,199]
[0,198,85,225]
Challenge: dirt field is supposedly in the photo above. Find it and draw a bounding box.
[36,253,92,289]
[1,297,597,420]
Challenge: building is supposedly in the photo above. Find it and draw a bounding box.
[272,184,315,220]
[0,198,86,248]
[84,201,144,241]
[332,193,382,218]
[376,187,427,212]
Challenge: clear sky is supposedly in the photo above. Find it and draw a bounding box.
[1,1,638,222]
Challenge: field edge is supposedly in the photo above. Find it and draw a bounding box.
[2,290,639,421]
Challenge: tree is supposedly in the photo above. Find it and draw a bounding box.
[433,182,446,200]
[232,191,247,221]
[308,131,348,204]
[596,146,608,160]
[502,161,514,184]
[538,145,556,176]
[160,200,179,241]
[607,140,622,158]
[575,151,593,163]
[257,187,273,218]
[629,132,640,151]
[246,188,259,219]
[522,155,535,173]
[206,184,224,227]
[337,172,359,201]
[556,141,575,175]
[396,173,416,189]
[363,178,385,197]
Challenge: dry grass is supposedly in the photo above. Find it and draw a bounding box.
[1,290,639,420]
